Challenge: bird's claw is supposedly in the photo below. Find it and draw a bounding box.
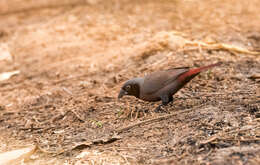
[154,105,169,113]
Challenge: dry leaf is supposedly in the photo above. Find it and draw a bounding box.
[0,145,36,165]
[0,70,20,81]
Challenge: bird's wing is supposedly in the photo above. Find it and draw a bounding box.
[142,67,190,94]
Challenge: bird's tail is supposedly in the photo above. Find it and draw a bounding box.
[178,62,222,81]
[193,62,222,73]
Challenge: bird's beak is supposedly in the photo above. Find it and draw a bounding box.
[118,89,127,99]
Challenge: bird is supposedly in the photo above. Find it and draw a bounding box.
[118,62,221,112]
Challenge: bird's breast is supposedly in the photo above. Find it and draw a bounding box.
[139,93,161,102]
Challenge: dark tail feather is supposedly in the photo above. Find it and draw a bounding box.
[178,62,222,81]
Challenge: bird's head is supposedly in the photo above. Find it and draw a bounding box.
[118,78,143,99]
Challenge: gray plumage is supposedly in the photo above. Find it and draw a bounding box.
[118,63,221,108]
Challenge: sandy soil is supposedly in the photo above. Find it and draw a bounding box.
[0,0,259,164]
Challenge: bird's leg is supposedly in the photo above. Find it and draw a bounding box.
[154,104,164,113]
[154,95,173,113]
[161,95,173,105]
[167,95,174,106]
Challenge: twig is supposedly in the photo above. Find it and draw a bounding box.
[0,1,87,16]
[186,40,260,55]
[36,145,64,154]
[199,125,260,145]
[227,125,260,134]
[105,147,147,151]
[52,73,88,84]
[115,108,193,134]
[200,136,219,145]
[69,109,85,122]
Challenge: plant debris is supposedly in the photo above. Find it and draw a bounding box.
[0,0,259,164]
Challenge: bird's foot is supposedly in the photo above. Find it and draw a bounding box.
[154,105,169,113]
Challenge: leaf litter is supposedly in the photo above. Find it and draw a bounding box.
[0,0,259,164]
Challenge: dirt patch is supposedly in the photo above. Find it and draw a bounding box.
[0,0,259,164]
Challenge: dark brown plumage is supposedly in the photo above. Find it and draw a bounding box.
[118,62,221,111]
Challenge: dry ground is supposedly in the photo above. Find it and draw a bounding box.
[0,0,259,164]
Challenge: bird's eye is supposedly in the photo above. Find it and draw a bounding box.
[125,85,131,91]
